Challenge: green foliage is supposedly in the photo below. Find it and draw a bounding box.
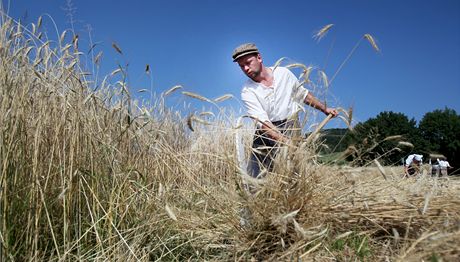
[419,107,460,171]
[330,233,372,260]
[321,108,459,171]
[429,252,441,262]
[345,111,420,165]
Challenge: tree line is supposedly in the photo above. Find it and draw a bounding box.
[321,107,460,173]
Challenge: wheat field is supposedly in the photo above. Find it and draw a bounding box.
[0,11,459,261]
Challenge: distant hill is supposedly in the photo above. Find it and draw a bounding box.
[318,128,352,153]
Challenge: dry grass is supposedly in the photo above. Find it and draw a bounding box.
[0,10,458,261]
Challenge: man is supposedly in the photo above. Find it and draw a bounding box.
[232,43,338,178]
[404,154,423,176]
[438,159,452,177]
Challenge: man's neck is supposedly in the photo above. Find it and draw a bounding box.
[254,66,273,87]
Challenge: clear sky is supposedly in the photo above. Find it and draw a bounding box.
[4,0,460,126]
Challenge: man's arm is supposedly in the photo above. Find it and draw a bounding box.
[304,93,338,117]
[404,165,409,175]
[259,121,289,144]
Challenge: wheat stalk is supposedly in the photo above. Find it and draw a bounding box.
[162,84,182,97]
[364,33,380,52]
[165,204,178,221]
[111,41,123,54]
[313,23,334,42]
[181,91,213,103]
[214,94,233,102]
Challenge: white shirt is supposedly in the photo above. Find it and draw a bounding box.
[405,154,423,166]
[241,67,309,125]
[438,160,451,168]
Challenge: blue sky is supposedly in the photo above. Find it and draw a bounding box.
[4,0,460,126]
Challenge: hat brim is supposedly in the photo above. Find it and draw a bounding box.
[232,50,259,62]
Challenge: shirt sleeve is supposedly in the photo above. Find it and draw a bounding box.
[241,88,269,124]
[405,155,414,166]
[293,83,309,104]
[285,68,309,104]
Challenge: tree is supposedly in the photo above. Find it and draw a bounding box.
[419,108,460,172]
[345,111,422,166]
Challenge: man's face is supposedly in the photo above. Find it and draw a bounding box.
[237,54,262,80]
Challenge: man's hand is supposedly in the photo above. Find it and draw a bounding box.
[261,121,287,143]
[304,93,339,118]
[325,107,339,117]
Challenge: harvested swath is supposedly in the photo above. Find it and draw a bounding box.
[234,152,460,256]
[165,204,178,221]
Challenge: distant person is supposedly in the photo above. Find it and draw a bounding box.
[232,43,338,178]
[431,161,440,176]
[438,159,452,177]
[404,154,423,177]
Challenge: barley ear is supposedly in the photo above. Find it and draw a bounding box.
[273,57,287,70]
[364,34,380,52]
[186,114,194,132]
[182,91,213,104]
[313,24,334,42]
[112,42,123,55]
[214,94,233,103]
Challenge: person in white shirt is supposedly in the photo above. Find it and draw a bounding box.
[438,159,452,177]
[404,154,423,176]
[232,43,338,177]
[431,160,440,176]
